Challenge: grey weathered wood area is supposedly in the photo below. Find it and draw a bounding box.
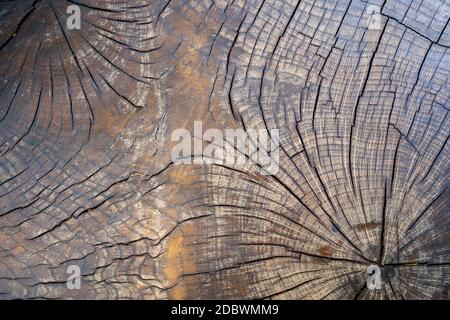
[0,0,449,299]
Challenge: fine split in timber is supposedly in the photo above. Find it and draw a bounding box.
[0,0,449,300]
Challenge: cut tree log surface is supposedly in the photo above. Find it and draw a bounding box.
[0,0,449,299]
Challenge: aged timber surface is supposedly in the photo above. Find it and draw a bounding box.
[0,0,449,299]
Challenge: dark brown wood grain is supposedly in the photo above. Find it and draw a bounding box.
[0,0,449,299]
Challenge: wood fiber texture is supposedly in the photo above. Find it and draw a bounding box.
[0,0,449,299]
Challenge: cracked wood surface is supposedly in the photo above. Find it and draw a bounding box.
[0,0,449,300]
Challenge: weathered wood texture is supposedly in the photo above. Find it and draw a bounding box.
[0,0,449,299]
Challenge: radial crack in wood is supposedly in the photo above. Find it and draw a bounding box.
[0,0,448,300]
